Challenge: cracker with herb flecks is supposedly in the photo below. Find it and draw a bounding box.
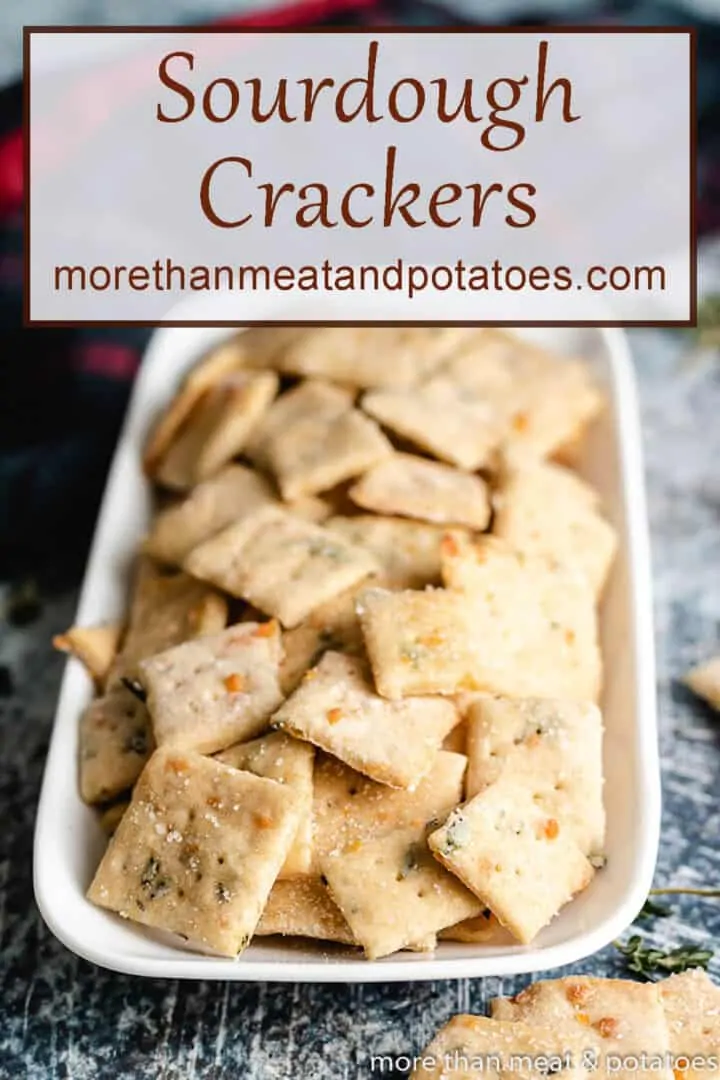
[438,910,515,945]
[327,515,446,591]
[87,746,301,957]
[492,457,616,598]
[53,622,122,689]
[79,685,154,805]
[684,656,720,711]
[216,732,314,878]
[466,696,605,856]
[144,464,277,567]
[659,970,720,1075]
[357,586,480,699]
[349,454,491,531]
[410,1013,591,1080]
[491,977,673,1080]
[184,506,379,629]
[255,876,356,944]
[272,651,458,789]
[154,372,279,491]
[320,825,481,959]
[277,327,474,388]
[138,623,283,755]
[312,749,467,870]
[250,380,392,501]
[279,583,368,695]
[108,563,228,685]
[441,533,601,702]
[428,766,594,944]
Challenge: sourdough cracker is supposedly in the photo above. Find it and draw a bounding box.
[441,533,601,702]
[279,583,367,694]
[349,453,491,530]
[255,877,355,944]
[428,768,594,944]
[438,910,514,944]
[139,623,283,755]
[659,969,720,1073]
[79,685,154,804]
[321,826,481,959]
[184,506,379,628]
[53,622,122,688]
[684,656,720,711]
[465,695,605,855]
[144,465,277,567]
[88,746,301,956]
[272,651,458,789]
[217,732,314,878]
[492,457,616,598]
[327,515,446,590]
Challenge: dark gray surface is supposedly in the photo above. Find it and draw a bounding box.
[1,327,719,1078]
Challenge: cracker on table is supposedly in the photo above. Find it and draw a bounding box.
[79,685,154,804]
[492,457,616,598]
[279,583,368,695]
[349,454,491,530]
[327,515,446,591]
[255,877,356,944]
[312,750,467,870]
[491,977,673,1080]
[217,732,315,878]
[659,970,720,1074]
[441,533,601,702]
[53,622,122,688]
[277,327,474,388]
[144,464,277,567]
[184,506,379,628]
[428,766,594,944]
[684,656,720,711]
[139,623,283,755]
[272,651,458,789]
[154,372,279,491]
[466,695,605,856]
[87,746,301,957]
[321,825,481,959]
[358,586,481,699]
[249,380,392,501]
[411,1013,591,1080]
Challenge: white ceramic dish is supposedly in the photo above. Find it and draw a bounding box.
[34,320,659,983]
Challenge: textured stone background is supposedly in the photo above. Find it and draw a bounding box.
[1,320,719,1078]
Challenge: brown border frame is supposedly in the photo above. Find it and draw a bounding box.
[23,25,697,329]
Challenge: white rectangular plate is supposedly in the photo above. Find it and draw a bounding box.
[34,320,659,983]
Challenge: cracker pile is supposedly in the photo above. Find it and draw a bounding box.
[57,327,618,960]
[411,970,720,1076]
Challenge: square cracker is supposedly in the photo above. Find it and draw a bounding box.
[279,583,368,695]
[184,506,379,628]
[441,533,601,702]
[411,1013,590,1080]
[144,465,277,567]
[466,695,605,856]
[255,877,356,944]
[321,825,481,958]
[87,746,301,957]
[154,372,278,491]
[53,622,122,689]
[216,732,314,878]
[79,684,154,804]
[492,457,617,598]
[277,327,473,388]
[660,970,720,1074]
[139,623,283,755]
[349,453,491,531]
[491,977,673,1080]
[272,651,458,789]
[312,749,467,869]
[684,657,720,711]
[428,766,594,944]
[358,586,481,699]
[248,380,392,501]
[327,515,446,591]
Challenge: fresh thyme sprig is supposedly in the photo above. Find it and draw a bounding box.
[613,886,719,980]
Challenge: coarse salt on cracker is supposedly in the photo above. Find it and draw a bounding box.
[272,651,458,789]
[184,506,379,628]
[255,877,356,944]
[660,969,720,1075]
[139,623,283,755]
[79,684,154,805]
[88,746,301,956]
